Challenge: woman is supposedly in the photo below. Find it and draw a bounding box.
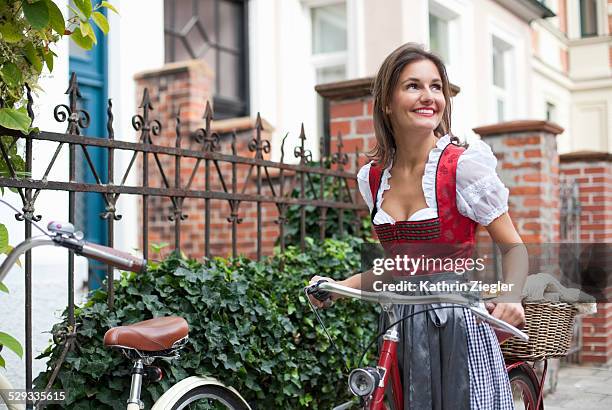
[309,43,527,409]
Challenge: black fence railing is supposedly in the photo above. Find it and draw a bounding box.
[0,73,366,404]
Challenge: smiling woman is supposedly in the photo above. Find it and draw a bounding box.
[309,43,528,410]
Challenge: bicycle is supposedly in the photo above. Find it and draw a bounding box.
[0,215,251,409]
[305,280,544,410]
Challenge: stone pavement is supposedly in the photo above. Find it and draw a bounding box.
[544,363,612,409]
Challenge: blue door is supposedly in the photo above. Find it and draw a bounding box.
[69,11,108,289]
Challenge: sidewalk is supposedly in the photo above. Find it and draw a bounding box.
[544,363,612,409]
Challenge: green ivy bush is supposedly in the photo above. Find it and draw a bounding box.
[34,236,379,409]
[283,162,372,245]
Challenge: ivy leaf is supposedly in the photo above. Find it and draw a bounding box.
[0,62,22,87]
[0,108,31,133]
[99,1,118,15]
[0,282,8,293]
[46,0,66,35]
[22,0,50,30]
[70,27,93,49]
[74,0,92,18]
[24,42,43,73]
[0,332,23,359]
[0,22,22,43]
[91,11,109,34]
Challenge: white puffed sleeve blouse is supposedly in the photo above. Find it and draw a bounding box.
[357,135,509,226]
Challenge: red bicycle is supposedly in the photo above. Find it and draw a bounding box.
[306,281,540,410]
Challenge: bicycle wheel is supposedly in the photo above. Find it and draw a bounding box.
[170,385,249,410]
[508,368,538,410]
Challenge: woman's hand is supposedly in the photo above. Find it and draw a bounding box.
[307,275,341,309]
[487,302,525,328]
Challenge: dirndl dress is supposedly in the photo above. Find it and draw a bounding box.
[358,136,514,410]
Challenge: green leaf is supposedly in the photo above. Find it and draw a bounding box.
[0,224,7,253]
[91,11,108,34]
[0,22,23,43]
[0,332,23,359]
[79,20,90,37]
[79,21,97,44]
[0,355,5,368]
[43,50,54,72]
[23,42,43,73]
[74,0,92,18]
[70,27,93,49]
[22,0,50,30]
[0,282,8,293]
[46,0,66,35]
[99,1,118,15]
[0,108,32,133]
[0,62,22,87]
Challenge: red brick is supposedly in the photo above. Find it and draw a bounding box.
[356,119,374,134]
[524,149,542,158]
[330,120,351,136]
[510,186,541,195]
[580,186,604,193]
[504,136,540,146]
[522,198,545,207]
[561,168,581,175]
[585,167,607,174]
[336,138,363,153]
[523,174,547,182]
[330,101,364,118]
[502,162,539,170]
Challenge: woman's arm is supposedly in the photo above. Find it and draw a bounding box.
[485,212,528,326]
[308,268,381,308]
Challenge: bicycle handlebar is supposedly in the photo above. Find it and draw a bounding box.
[79,241,146,273]
[0,235,146,284]
[308,281,529,342]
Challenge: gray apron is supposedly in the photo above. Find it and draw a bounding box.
[378,273,472,410]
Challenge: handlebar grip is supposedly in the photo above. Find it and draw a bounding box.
[307,280,332,302]
[79,242,146,273]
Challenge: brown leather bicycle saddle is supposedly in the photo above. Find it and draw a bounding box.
[104,316,188,352]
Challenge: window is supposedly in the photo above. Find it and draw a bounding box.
[491,36,511,122]
[310,2,348,156]
[164,0,248,119]
[429,13,449,63]
[579,0,598,37]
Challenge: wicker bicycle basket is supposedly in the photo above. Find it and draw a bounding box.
[500,302,578,361]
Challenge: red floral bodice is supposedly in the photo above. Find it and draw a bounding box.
[368,143,478,275]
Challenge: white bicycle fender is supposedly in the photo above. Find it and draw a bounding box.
[151,376,251,410]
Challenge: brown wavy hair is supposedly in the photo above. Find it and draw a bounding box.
[369,43,458,168]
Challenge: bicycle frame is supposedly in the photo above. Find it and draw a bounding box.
[359,309,545,410]
[370,311,403,410]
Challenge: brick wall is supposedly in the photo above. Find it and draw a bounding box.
[134,60,280,260]
[560,152,612,363]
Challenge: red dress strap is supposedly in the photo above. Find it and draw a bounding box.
[436,143,477,243]
[368,163,384,223]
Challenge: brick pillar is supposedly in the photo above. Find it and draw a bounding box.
[473,120,563,244]
[134,60,277,259]
[560,152,612,364]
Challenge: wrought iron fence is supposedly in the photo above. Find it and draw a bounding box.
[0,73,366,404]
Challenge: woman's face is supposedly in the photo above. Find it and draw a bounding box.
[387,59,446,135]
